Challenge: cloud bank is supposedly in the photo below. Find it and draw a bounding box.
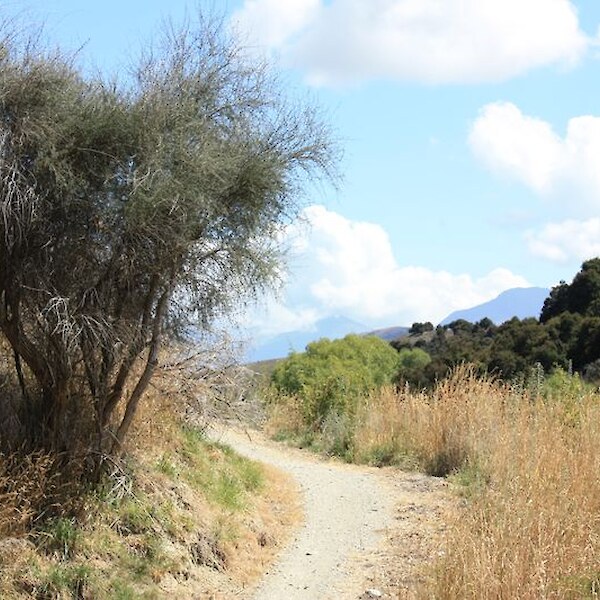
[470,102,600,212]
[230,0,320,49]
[526,219,600,263]
[470,102,600,264]
[248,205,529,337]
[232,0,590,86]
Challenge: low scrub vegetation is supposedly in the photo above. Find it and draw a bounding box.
[0,423,288,598]
[0,360,295,599]
[267,364,600,598]
[267,334,402,455]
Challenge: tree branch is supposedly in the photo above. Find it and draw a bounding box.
[112,287,170,453]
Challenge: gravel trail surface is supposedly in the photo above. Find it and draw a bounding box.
[212,427,392,599]
[210,426,455,600]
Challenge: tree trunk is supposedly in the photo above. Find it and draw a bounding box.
[111,288,170,453]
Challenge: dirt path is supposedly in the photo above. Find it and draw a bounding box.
[210,426,456,599]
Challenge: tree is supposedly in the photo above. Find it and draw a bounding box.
[488,318,564,378]
[395,347,432,388]
[397,347,431,371]
[566,258,600,316]
[540,281,569,323]
[541,259,600,322]
[271,335,401,427]
[0,16,337,465]
[409,321,434,335]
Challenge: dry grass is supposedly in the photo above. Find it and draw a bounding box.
[0,450,93,541]
[0,349,301,599]
[264,394,307,440]
[0,452,58,537]
[429,400,600,599]
[349,366,600,599]
[353,368,504,474]
[266,364,600,598]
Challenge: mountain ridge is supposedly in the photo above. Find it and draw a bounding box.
[245,286,551,362]
[245,315,369,363]
[439,286,549,326]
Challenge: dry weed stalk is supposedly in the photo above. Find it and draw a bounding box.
[350,365,600,598]
[0,450,88,537]
[127,336,258,451]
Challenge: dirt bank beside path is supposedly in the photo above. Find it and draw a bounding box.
[210,426,456,600]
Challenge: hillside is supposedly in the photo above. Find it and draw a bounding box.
[245,320,411,363]
[365,325,410,341]
[245,287,550,363]
[439,287,549,326]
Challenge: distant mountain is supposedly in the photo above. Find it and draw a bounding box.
[245,287,550,363]
[245,315,369,363]
[364,325,410,341]
[439,287,550,326]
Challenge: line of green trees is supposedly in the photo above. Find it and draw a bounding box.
[393,259,600,387]
[269,259,600,420]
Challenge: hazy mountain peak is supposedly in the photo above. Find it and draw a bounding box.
[439,287,550,326]
[245,315,368,363]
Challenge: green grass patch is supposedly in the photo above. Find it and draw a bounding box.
[176,427,264,511]
[355,443,420,469]
[0,423,271,599]
[37,563,93,597]
[36,517,80,559]
[156,452,179,478]
[449,460,491,498]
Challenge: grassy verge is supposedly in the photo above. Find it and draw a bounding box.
[0,404,297,598]
[266,365,600,598]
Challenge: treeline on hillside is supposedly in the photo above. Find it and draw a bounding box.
[393,259,600,387]
[266,260,600,455]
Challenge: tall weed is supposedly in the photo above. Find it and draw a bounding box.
[353,366,503,474]
[351,366,600,598]
[269,363,600,597]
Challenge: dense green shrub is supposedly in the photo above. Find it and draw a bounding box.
[395,347,432,386]
[270,335,401,427]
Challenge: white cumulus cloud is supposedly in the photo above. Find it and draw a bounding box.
[469,102,563,194]
[232,0,589,86]
[470,102,600,213]
[526,218,600,263]
[230,0,320,50]
[246,205,530,337]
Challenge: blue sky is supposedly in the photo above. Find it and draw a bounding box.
[5,0,600,336]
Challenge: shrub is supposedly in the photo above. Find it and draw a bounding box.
[0,12,337,466]
[270,335,401,428]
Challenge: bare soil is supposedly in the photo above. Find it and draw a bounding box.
[210,426,457,599]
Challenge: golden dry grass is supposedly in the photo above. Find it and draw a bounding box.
[266,364,600,598]
[0,452,60,538]
[348,366,600,599]
[429,401,600,599]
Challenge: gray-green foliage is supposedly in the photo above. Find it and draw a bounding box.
[0,14,337,462]
[397,347,431,371]
[271,335,401,426]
